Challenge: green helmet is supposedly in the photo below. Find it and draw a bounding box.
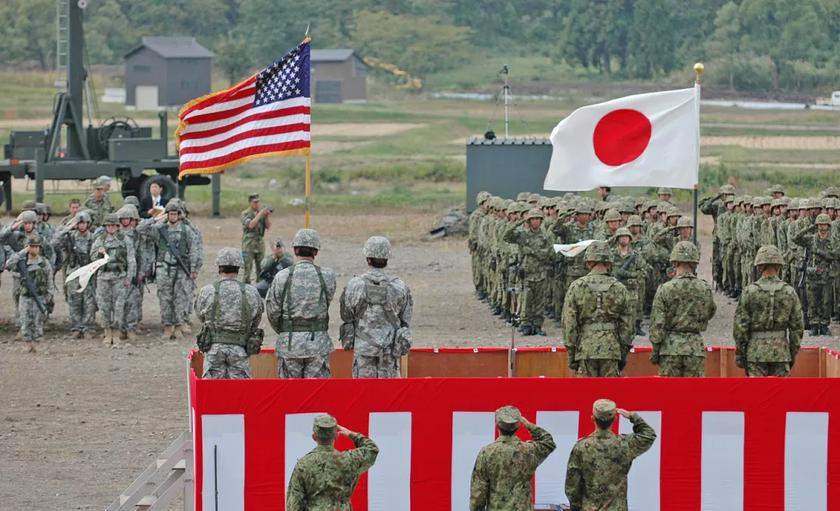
[103,213,120,225]
[615,227,632,238]
[25,235,42,246]
[670,241,700,264]
[527,193,541,203]
[164,201,181,213]
[123,195,140,207]
[816,213,831,225]
[363,236,392,259]
[677,217,693,228]
[216,247,244,267]
[516,192,529,201]
[754,245,784,267]
[824,186,840,198]
[116,206,137,220]
[524,208,544,221]
[18,210,38,223]
[756,196,771,207]
[21,199,37,211]
[769,184,785,194]
[75,211,92,224]
[603,208,621,222]
[619,200,636,214]
[626,215,644,228]
[719,184,735,194]
[584,240,612,263]
[666,207,682,219]
[658,187,673,195]
[576,202,594,214]
[293,228,321,250]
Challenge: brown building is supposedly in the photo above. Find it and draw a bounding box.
[124,37,214,109]
[311,49,367,103]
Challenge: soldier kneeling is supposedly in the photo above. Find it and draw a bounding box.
[195,247,264,379]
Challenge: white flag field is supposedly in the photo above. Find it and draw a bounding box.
[544,86,700,191]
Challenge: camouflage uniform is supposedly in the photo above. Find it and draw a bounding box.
[340,236,413,378]
[470,406,556,511]
[286,415,379,511]
[179,202,203,325]
[611,227,649,332]
[734,246,804,376]
[7,240,53,344]
[83,191,113,227]
[469,192,491,298]
[91,216,136,336]
[503,209,553,334]
[553,205,596,316]
[650,242,716,377]
[0,211,44,325]
[117,207,144,335]
[566,400,657,511]
[266,229,337,379]
[137,204,200,330]
[562,241,633,377]
[791,216,837,334]
[240,198,268,284]
[53,214,97,335]
[196,248,264,379]
[699,185,734,290]
[255,243,294,297]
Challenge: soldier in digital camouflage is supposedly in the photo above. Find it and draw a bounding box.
[286,414,379,511]
[266,228,337,378]
[195,247,264,379]
[91,213,136,346]
[503,209,553,335]
[240,193,272,284]
[6,235,53,353]
[562,240,633,377]
[734,245,804,376]
[53,211,97,338]
[470,405,556,511]
[340,236,413,378]
[566,399,657,511]
[649,241,716,377]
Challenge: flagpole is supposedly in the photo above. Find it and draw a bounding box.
[304,31,312,228]
[693,62,704,245]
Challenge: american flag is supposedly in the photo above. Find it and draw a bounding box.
[176,40,311,177]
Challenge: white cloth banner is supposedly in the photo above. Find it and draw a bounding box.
[64,253,109,292]
[554,239,596,257]
[544,87,699,191]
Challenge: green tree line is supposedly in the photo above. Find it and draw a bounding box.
[2,0,840,94]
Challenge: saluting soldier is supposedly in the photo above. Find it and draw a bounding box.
[240,193,271,284]
[286,414,379,511]
[503,209,553,336]
[53,211,97,339]
[90,213,136,346]
[6,236,53,353]
[254,238,294,298]
[791,214,838,335]
[470,406,556,511]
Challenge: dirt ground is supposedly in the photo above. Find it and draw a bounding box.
[1,210,838,510]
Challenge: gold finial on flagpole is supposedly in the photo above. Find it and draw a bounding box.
[694,62,705,85]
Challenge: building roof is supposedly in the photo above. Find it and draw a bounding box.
[311,49,358,63]
[125,37,214,60]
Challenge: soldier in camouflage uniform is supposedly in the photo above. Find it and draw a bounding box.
[255,238,295,297]
[1,210,45,330]
[553,202,596,317]
[91,213,136,345]
[504,209,553,335]
[791,214,837,335]
[470,406,556,511]
[700,184,735,290]
[240,193,272,284]
[734,245,803,376]
[566,399,657,511]
[116,206,144,340]
[286,414,379,511]
[562,241,633,377]
[137,202,201,339]
[340,236,413,378]
[6,236,53,353]
[649,242,716,377]
[60,198,82,226]
[266,229,337,379]
[737,196,757,288]
[83,177,113,227]
[53,211,97,338]
[611,227,649,336]
[469,192,491,300]
[195,248,264,379]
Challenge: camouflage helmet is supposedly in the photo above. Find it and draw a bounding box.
[816,213,832,225]
[809,198,823,210]
[798,198,811,210]
[670,241,700,264]
[123,195,140,207]
[666,207,682,218]
[756,196,772,207]
[116,206,135,220]
[35,202,48,215]
[769,184,785,194]
[216,247,244,267]
[495,405,522,429]
[17,210,38,223]
[75,211,92,224]
[103,213,120,225]
[788,198,800,210]
[615,227,632,238]
[770,198,786,209]
[292,228,321,250]
[25,234,42,246]
[312,414,337,441]
[754,245,785,267]
[657,187,673,196]
[584,240,613,263]
[527,193,541,203]
[576,202,594,214]
[741,195,753,206]
[626,214,644,228]
[657,201,672,212]
[719,184,736,194]
[516,192,529,201]
[826,197,840,210]
[676,217,693,228]
[363,236,392,259]
[524,208,544,221]
[619,200,636,214]
[824,186,840,198]
[643,200,657,212]
[603,208,621,223]
[164,201,181,213]
[21,199,37,211]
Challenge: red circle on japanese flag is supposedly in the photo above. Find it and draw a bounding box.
[593,109,652,166]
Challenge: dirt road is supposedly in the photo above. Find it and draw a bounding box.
[1,210,837,509]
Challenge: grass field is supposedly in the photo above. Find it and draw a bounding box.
[2,70,839,215]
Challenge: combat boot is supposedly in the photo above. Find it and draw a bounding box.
[635,321,646,336]
[73,331,84,340]
[84,330,96,340]
[14,330,22,341]
[23,341,36,353]
[101,327,113,345]
[164,325,175,340]
[534,327,547,336]
[173,325,185,340]
[126,331,138,343]
[491,306,502,316]
[822,325,832,336]
[180,324,193,335]
[810,326,820,336]
[119,330,128,340]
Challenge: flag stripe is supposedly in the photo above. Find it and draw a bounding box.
[621,411,661,511]
[183,88,257,122]
[180,76,257,119]
[180,141,311,172]
[368,412,412,511]
[179,123,310,155]
[179,104,310,140]
[451,412,495,511]
[201,414,245,511]
[535,411,579,507]
[180,132,311,163]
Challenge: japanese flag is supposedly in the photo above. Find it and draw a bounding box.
[544,87,699,191]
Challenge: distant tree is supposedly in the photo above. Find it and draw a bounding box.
[627,0,677,78]
[0,0,55,70]
[216,33,252,85]
[705,1,740,90]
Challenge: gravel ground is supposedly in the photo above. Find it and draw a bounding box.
[1,210,838,509]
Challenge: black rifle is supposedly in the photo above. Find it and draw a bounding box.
[157,225,195,286]
[16,258,47,315]
[615,251,637,283]
[797,245,810,324]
